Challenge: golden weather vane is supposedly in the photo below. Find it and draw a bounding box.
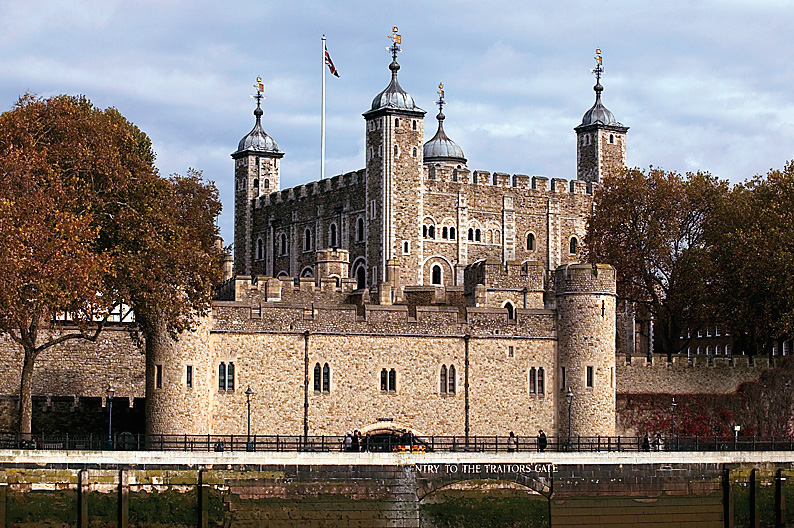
[436,82,446,113]
[251,76,266,106]
[387,26,402,60]
[590,49,604,82]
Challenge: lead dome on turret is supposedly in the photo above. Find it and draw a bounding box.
[578,81,624,128]
[423,83,466,165]
[234,104,281,156]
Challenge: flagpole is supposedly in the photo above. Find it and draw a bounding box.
[321,35,326,181]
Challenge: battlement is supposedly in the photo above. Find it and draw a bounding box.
[555,263,616,296]
[425,166,596,197]
[255,169,366,208]
[623,354,772,370]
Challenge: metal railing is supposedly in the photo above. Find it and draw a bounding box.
[2,432,794,453]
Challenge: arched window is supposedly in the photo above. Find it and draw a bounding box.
[609,134,614,144]
[394,117,400,127]
[450,227,456,240]
[494,230,501,244]
[537,368,545,394]
[256,238,264,260]
[442,226,448,239]
[280,233,287,256]
[380,368,388,391]
[423,225,428,238]
[452,169,458,182]
[313,363,321,392]
[389,368,396,391]
[218,363,226,391]
[440,365,447,393]
[412,147,418,157]
[227,362,235,391]
[393,144,398,156]
[448,365,456,393]
[304,228,312,252]
[468,228,474,241]
[356,217,365,242]
[428,225,435,239]
[569,237,578,254]
[431,264,442,285]
[412,119,417,130]
[475,229,481,242]
[253,178,259,189]
[505,302,515,320]
[530,367,536,393]
[527,233,535,251]
[263,178,270,189]
[329,223,338,248]
[322,363,330,392]
[381,368,396,392]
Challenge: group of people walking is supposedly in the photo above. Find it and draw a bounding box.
[343,430,370,452]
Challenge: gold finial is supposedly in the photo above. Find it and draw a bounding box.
[595,48,603,66]
[387,26,402,60]
[251,76,265,108]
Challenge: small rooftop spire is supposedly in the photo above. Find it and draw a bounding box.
[590,48,604,99]
[251,76,265,121]
[423,82,466,165]
[436,82,446,118]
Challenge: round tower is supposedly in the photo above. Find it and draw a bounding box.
[555,263,616,438]
[145,316,214,436]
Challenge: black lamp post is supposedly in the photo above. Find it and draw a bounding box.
[245,386,253,452]
[671,398,678,450]
[566,388,574,451]
[106,385,114,450]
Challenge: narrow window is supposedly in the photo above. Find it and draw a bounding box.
[304,228,312,252]
[527,233,535,251]
[609,134,614,144]
[393,144,398,156]
[538,368,545,394]
[186,365,193,388]
[442,226,448,239]
[412,147,418,157]
[156,364,163,390]
[561,367,566,390]
[428,225,435,239]
[280,233,287,256]
[569,237,578,254]
[253,178,259,189]
[356,217,364,242]
[508,346,514,358]
[450,227,456,240]
[412,119,417,130]
[468,228,474,241]
[227,362,235,391]
[440,365,447,393]
[423,225,428,238]
[475,229,481,242]
[322,363,330,392]
[431,264,442,285]
[388,368,396,392]
[329,223,338,248]
[707,326,712,337]
[257,238,264,260]
[380,369,388,391]
[403,241,410,254]
[394,117,400,127]
[313,363,321,392]
[530,367,537,393]
[218,363,226,391]
[505,302,515,320]
[586,366,593,387]
[263,178,269,189]
[448,365,456,393]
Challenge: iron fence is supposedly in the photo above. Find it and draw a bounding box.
[2,432,793,453]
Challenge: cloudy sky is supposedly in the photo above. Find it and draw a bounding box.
[2,0,792,243]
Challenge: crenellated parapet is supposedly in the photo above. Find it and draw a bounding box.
[255,170,366,208]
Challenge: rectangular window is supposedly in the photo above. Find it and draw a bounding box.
[537,368,545,394]
[561,367,566,391]
[586,366,594,387]
[218,363,226,391]
[715,325,722,336]
[186,365,193,388]
[227,362,235,391]
[529,368,536,394]
[155,364,162,389]
[403,241,410,254]
[706,326,712,337]
[508,346,514,358]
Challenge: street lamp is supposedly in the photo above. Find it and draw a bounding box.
[734,425,741,448]
[106,385,115,450]
[566,388,574,451]
[670,398,678,450]
[245,387,254,452]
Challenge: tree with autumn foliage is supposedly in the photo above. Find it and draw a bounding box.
[584,167,728,357]
[0,94,223,437]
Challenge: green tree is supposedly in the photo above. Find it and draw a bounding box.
[0,94,223,437]
[584,167,727,357]
[708,161,794,357]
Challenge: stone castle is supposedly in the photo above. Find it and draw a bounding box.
[0,35,772,440]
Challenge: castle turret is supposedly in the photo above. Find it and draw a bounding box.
[423,83,467,169]
[575,50,628,183]
[555,263,616,438]
[232,78,284,276]
[362,27,426,288]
